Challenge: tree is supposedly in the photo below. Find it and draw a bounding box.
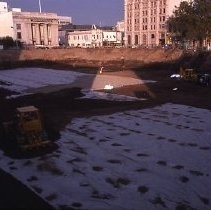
[0,36,21,49]
[167,0,211,49]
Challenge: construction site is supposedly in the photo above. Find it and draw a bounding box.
[0,48,211,210]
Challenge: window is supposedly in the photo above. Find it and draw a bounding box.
[17,32,22,39]
[128,35,131,45]
[135,35,139,45]
[16,24,21,30]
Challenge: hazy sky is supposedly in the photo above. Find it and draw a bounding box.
[6,0,124,26]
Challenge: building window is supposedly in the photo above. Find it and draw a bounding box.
[143,34,147,45]
[135,35,139,45]
[128,35,131,45]
[17,32,22,39]
[151,34,155,39]
[16,24,21,30]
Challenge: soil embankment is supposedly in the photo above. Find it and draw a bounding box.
[1,48,211,73]
[0,48,183,70]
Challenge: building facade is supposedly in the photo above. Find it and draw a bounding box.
[0,1,8,13]
[68,30,93,48]
[116,20,125,46]
[67,25,103,48]
[124,0,186,47]
[0,2,63,47]
[12,11,59,47]
[67,25,124,48]
[0,2,14,38]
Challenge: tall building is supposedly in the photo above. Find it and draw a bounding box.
[124,0,186,47]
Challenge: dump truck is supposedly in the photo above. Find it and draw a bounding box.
[0,106,49,151]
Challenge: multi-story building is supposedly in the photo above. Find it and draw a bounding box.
[67,24,123,48]
[0,2,14,38]
[124,0,186,47]
[102,31,123,47]
[67,25,103,48]
[115,20,125,46]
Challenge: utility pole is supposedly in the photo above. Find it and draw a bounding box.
[39,0,42,13]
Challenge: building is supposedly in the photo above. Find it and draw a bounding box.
[116,20,125,33]
[0,1,8,13]
[67,25,102,48]
[0,1,68,47]
[0,2,14,38]
[67,24,124,48]
[115,20,125,46]
[124,0,187,47]
[12,11,59,47]
[58,16,72,28]
[102,31,122,47]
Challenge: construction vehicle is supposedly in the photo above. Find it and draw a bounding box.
[1,106,50,151]
[180,68,198,81]
[180,67,210,86]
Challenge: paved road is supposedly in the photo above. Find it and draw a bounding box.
[0,168,54,209]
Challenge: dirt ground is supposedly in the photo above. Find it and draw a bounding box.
[0,66,211,209]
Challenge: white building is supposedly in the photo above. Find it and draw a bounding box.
[67,25,123,48]
[0,11,14,38]
[116,20,125,46]
[12,11,59,47]
[67,25,103,48]
[102,31,123,47]
[0,2,14,38]
[116,20,125,32]
[0,1,61,47]
[58,16,72,27]
[0,1,8,13]
[68,30,93,48]
[124,0,187,47]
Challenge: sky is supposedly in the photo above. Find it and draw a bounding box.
[6,0,124,26]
